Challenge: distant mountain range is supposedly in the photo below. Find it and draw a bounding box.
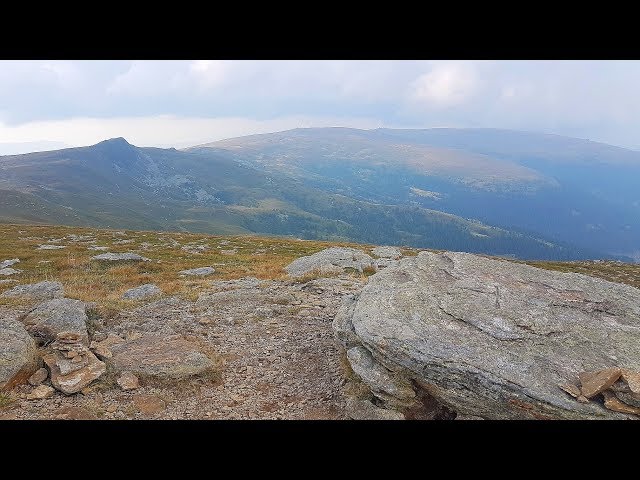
[1,127,638,262]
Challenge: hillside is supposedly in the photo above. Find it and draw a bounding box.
[194,127,640,260]
[0,137,603,261]
[1,224,639,420]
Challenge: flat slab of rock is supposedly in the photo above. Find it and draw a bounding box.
[0,318,39,390]
[337,251,640,420]
[579,368,622,398]
[91,252,150,262]
[0,268,21,276]
[37,245,66,250]
[0,281,64,300]
[22,298,89,346]
[121,284,162,300]
[372,246,402,259]
[110,334,217,380]
[27,385,55,400]
[179,267,215,277]
[285,247,377,278]
[0,258,19,269]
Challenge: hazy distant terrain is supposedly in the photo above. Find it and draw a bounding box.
[1,128,638,261]
[194,128,640,260]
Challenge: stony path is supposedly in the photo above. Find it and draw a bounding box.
[2,276,365,420]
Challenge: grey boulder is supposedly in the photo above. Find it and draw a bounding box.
[179,267,215,277]
[0,258,19,269]
[22,298,89,346]
[0,318,39,390]
[337,250,640,420]
[285,247,376,278]
[0,281,64,300]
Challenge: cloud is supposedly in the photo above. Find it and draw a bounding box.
[2,60,640,149]
[411,62,478,107]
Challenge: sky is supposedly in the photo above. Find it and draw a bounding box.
[1,60,640,154]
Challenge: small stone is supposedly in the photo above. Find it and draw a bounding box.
[577,395,590,403]
[106,404,117,413]
[71,355,84,364]
[621,369,640,394]
[93,345,112,360]
[65,351,78,359]
[602,390,640,415]
[579,368,622,398]
[26,385,55,400]
[179,267,216,277]
[28,368,48,386]
[117,372,140,391]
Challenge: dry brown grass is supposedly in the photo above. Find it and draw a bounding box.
[0,223,418,314]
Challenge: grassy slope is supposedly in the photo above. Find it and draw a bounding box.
[1,224,638,320]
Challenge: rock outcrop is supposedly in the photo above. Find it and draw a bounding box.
[109,334,217,380]
[335,251,640,419]
[0,318,39,390]
[22,298,89,346]
[285,247,376,278]
[0,268,21,276]
[0,281,64,300]
[0,258,20,269]
[91,252,150,262]
[43,332,106,395]
[121,284,162,300]
[179,267,215,277]
[372,246,402,259]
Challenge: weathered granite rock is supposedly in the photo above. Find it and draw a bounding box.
[0,258,19,269]
[121,284,162,300]
[346,346,416,409]
[27,385,54,400]
[22,298,89,346]
[0,318,39,390]
[346,398,405,420]
[43,333,105,395]
[0,281,64,300]
[28,368,48,386]
[178,267,215,277]
[91,252,150,262]
[37,245,66,250]
[332,295,362,349]
[117,371,140,390]
[110,334,216,380]
[285,247,376,278]
[336,250,640,419]
[372,246,402,259]
[0,268,21,276]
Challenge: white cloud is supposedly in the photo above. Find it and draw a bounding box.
[411,62,478,107]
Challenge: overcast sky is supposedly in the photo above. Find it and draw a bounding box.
[1,60,640,154]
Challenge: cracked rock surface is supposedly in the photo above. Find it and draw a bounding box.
[336,251,640,419]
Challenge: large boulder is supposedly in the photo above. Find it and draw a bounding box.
[22,298,89,346]
[0,318,39,390]
[285,247,376,278]
[110,334,217,380]
[372,246,402,259]
[0,281,64,300]
[336,251,640,419]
